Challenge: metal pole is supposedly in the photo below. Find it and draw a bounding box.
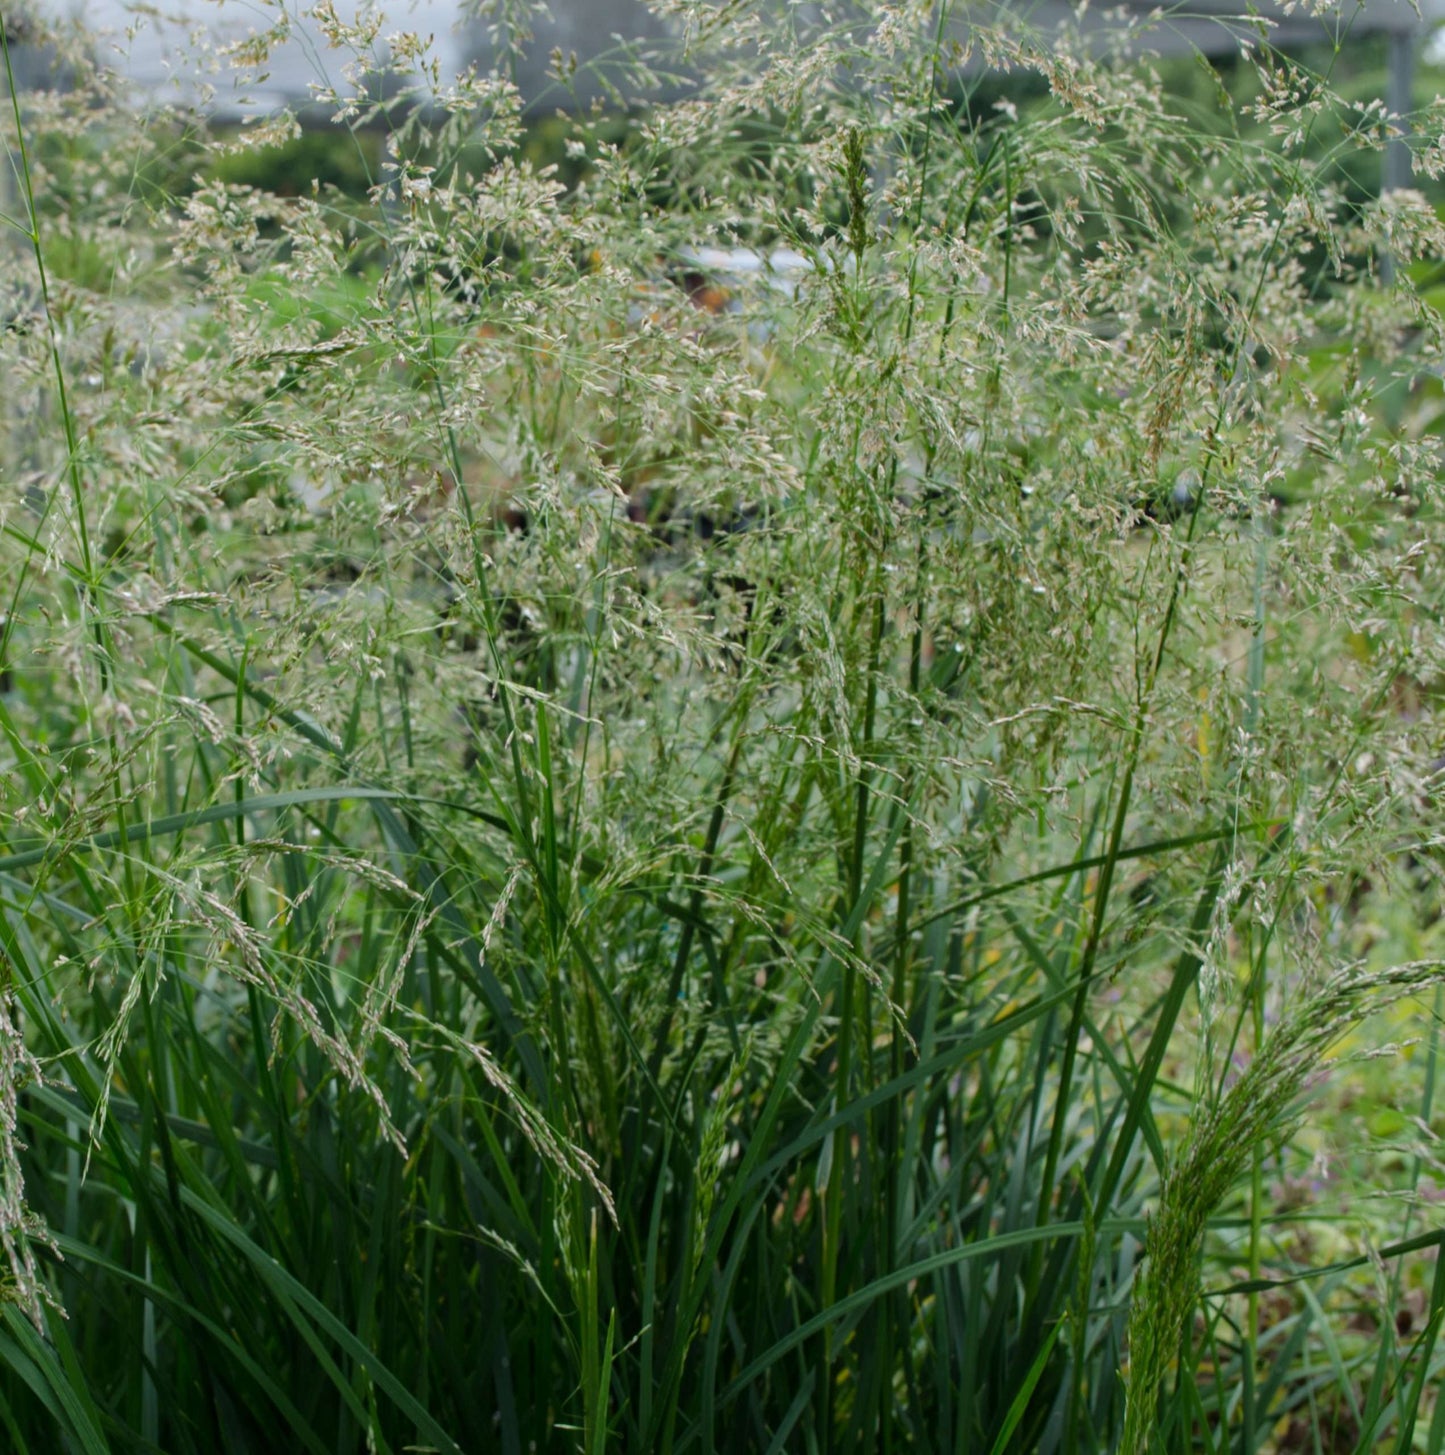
[1379,28,1415,284]
[1385,28,1414,195]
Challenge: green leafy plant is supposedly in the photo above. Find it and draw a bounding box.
[0,1,1444,1451]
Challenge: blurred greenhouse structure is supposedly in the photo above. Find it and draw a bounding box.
[18,0,1445,153]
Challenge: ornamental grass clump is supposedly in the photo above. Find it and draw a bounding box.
[0,0,1444,1450]
[1122,959,1445,1455]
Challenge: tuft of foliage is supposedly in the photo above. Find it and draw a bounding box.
[1,1,1444,1451]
